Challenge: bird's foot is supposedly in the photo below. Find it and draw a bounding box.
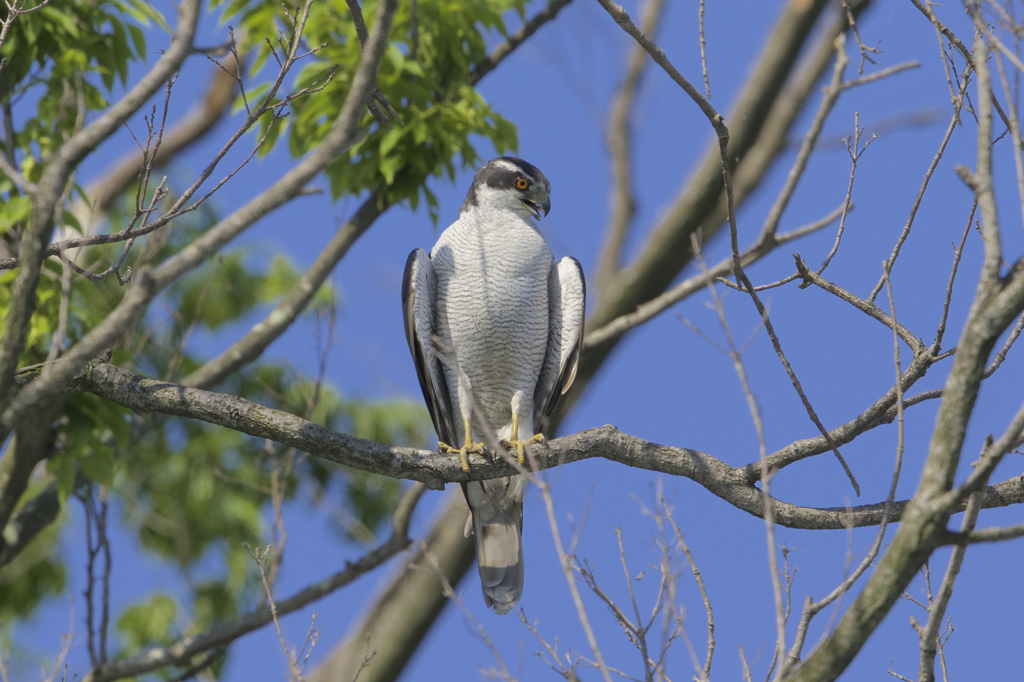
[500,433,545,464]
[438,440,488,472]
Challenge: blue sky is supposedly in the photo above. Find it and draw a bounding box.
[10,0,1024,680]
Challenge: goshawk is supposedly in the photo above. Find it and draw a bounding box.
[402,157,586,614]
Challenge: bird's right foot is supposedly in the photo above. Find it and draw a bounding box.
[438,440,488,472]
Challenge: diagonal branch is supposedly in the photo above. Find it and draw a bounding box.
[0,0,400,439]
[466,0,574,86]
[83,482,426,682]
[179,194,385,389]
[584,209,840,350]
[595,0,667,295]
[0,0,201,412]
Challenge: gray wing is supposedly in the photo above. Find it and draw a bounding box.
[402,249,456,447]
[533,256,586,433]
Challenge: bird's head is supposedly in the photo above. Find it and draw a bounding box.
[460,157,551,221]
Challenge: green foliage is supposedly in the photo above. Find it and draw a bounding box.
[219,0,522,220]
[0,0,160,169]
[173,252,322,333]
[0,483,67,622]
[2,0,476,657]
[116,592,178,652]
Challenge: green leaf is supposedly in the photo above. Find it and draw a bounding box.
[0,196,31,234]
[127,24,146,57]
[117,593,178,650]
[79,447,115,487]
[50,456,76,505]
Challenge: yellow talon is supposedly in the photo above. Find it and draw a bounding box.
[438,418,486,472]
[499,411,545,464]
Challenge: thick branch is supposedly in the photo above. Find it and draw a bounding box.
[62,362,1024,531]
[179,194,384,389]
[0,0,201,412]
[83,483,426,682]
[0,0,398,438]
[307,490,474,682]
[789,33,1024,680]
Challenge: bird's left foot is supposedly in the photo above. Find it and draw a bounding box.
[500,433,545,464]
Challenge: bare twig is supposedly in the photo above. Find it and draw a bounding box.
[597,0,666,294]
[421,543,514,681]
[662,495,714,681]
[867,51,971,304]
[932,200,977,354]
[84,482,426,682]
[584,211,839,350]
[815,112,876,275]
[698,0,710,98]
[917,464,987,682]
[983,310,1024,377]
[687,235,786,678]
[841,0,880,74]
[779,266,907,677]
[537,479,613,682]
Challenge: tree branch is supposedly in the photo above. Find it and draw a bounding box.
[83,482,427,682]
[596,0,666,295]
[0,0,201,413]
[788,31,1024,680]
[466,0,573,86]
[179,194,385,389]
[0,0,399,439]
[57,362,1024,532]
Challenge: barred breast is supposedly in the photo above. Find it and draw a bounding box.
[431,207,553,440]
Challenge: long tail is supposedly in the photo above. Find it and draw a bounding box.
[463,478,525,615]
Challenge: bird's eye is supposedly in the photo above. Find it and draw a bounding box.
[515,178,529,190]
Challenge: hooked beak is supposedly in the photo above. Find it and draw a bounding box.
[522,197,551,220]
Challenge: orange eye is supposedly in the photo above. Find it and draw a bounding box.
[515,178,529,190]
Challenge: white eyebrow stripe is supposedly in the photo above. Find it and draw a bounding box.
[492,158,533,182]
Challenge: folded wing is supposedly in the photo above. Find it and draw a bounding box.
[534,257,586,433]
[402,249,456,448]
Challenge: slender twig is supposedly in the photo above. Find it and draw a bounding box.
[917,466,987,682]
[584,210,840,350]
[816,112,876,275]
[991,44,1024,240]
[662,495,714,681]
[983,311,1024,377]
[597,0,666,293]
[85,482,425,682]
[595,0,723,131]
[793,255,924,353]
[932,200,977,354]
[760,35,850,242]
[779,265,908,677]
[537,480,613,682]
[466,0,574,86]
[698,0,710,98]
[841,0,880,74]
[867,68,971,303]
[688,235,785,679]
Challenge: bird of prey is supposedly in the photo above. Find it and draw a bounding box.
[402,157,586,614]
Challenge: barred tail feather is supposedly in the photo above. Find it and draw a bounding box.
[464,480,525,615]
